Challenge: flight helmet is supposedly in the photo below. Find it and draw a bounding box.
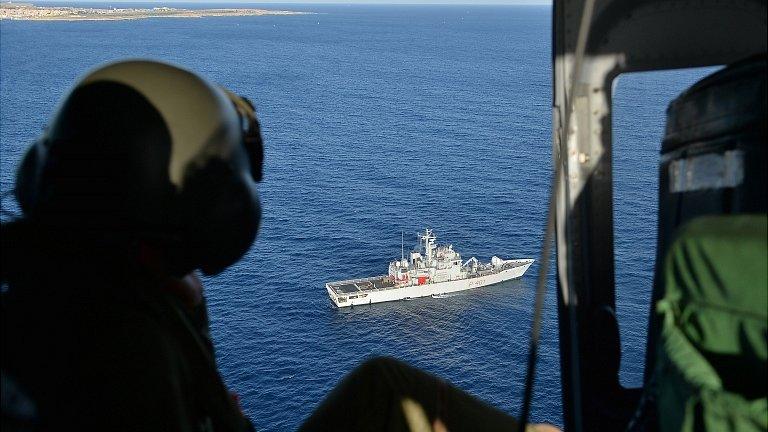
[15,60,264,275]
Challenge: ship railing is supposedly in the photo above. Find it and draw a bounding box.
[326,275,390,286]
[464,260,530,278]
[499,261,529,271]
[326,275,407,293]
[362,284,409,293]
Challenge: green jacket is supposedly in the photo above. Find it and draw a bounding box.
[656,215,767,432]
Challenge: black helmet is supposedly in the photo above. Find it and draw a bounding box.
[15,60,263,276]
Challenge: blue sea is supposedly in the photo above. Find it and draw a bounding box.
[1,4,716,430]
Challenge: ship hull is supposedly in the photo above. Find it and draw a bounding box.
[326,259,533,308]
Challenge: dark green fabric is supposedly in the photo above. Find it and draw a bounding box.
[656,215,768,432]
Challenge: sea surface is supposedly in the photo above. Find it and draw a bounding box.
[1,4,716,430]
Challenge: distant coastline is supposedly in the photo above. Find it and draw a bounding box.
[0,2,310,21]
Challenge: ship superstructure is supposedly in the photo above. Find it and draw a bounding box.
[326,229,534,307]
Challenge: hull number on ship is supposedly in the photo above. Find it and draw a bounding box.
[469,279,486,288]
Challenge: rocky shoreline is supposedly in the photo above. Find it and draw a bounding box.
[0,2,309,21]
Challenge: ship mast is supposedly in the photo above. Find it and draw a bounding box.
[401,231,404,264]
[420,228,436,265]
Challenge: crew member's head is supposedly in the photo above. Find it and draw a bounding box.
[15,60,263,276]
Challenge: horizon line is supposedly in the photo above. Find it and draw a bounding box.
[21,0,552,5]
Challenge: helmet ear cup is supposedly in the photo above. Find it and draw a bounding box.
[170,156,261,276]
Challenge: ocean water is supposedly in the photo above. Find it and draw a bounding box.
[1,5,715,430]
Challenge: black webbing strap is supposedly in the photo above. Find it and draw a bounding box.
[516,172,557,431]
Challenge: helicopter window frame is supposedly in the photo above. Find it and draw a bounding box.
[609,66,722,389]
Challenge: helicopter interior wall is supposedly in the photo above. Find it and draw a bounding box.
[552,0,766,430]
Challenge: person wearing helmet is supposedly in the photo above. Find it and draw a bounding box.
[1,60,559,432]
[1,60,262,431]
